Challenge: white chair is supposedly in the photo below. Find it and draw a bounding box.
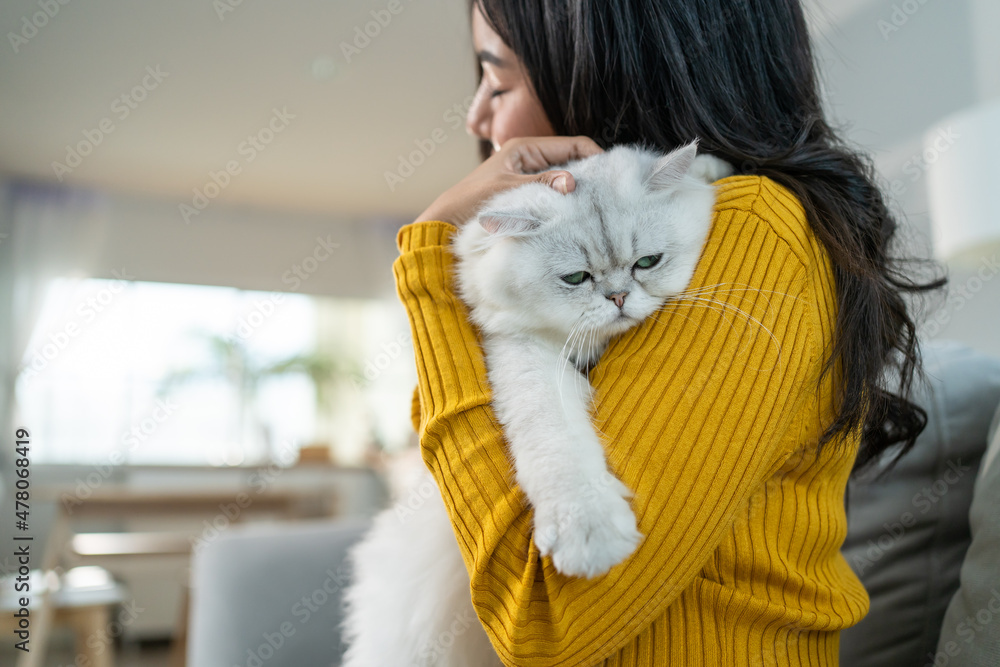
[0,566,128,667]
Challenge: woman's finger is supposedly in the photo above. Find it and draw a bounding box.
[502,136,604,174]
[532,169,575,195]
[414,136,602,225]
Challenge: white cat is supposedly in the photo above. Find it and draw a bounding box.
[341,142,731,667]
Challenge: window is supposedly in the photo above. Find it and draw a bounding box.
[16,278,416,466]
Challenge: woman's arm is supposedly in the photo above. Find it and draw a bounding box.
[397,177,828,666]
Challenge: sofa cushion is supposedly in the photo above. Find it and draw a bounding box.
[839,340,1000,667]
[933,402,1000,665]
[187,517,373,667]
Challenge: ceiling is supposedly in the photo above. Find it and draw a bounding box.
[0,0,481,218]
[0,0,878,219]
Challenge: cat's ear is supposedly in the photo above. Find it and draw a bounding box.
[645,141,699,191]
[477,211,541,236]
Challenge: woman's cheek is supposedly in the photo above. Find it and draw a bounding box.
[493,93,555,147]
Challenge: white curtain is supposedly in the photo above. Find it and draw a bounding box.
[0,180,108,500]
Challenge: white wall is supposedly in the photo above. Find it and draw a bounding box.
[808,0,1000,358]
[971,0,1000,100]
[45,183,405,300]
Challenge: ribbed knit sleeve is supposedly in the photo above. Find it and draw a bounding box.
[393,176,869,666]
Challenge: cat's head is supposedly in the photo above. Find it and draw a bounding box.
[454,142,720,344]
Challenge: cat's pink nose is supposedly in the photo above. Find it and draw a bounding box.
[606,292,628,308]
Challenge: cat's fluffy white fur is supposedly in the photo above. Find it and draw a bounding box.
[341,143,731,667]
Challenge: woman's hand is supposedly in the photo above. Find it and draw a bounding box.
[415,135,604,226]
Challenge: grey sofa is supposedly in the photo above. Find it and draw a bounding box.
[840,341,1000,666]
[934,409,1000,666]
[187,517,372,667]
[188,340,1000,667]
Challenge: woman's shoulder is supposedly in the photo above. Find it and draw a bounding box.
[695,174,839,359]
[709,173,831,279]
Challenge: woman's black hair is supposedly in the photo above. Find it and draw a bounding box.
[471,0,946,473]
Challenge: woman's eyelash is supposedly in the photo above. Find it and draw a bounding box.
[490,88,507,98]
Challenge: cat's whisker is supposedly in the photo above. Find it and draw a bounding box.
[677,287,801,350]
[571,324,600,407]
[585,329,611,437]
[556,321,586,406]
[655,301,740,342]
[582,325,615,435]
[557,320,583,367]
[673,286,766,316]
[678,289,766,313]
[666,296,756,332]
[684,299,753,340]
[558,317,602,407]
[657,297,783,369]
[586,326,597,371]
[674,283,803,315]
[646,307,705,334]
[668,289,769,332]
[654,302,754,360]
[675,295,776,337]
[671,281,730,296]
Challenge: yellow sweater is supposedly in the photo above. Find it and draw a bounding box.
[392,175,870,666]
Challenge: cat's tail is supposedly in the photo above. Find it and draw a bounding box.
[340,472,503,667]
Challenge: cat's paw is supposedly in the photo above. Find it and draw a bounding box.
[533,474,643,579]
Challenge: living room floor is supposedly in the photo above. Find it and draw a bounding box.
[0,638,175,666]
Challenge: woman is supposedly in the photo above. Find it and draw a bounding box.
[393,0,944,664]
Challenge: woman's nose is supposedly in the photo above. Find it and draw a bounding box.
[465,85,491,141]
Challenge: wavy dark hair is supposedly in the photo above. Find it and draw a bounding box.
[471,0,946,473]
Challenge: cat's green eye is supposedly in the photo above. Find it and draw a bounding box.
[561,271,590,285]
[634,254,662,269]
